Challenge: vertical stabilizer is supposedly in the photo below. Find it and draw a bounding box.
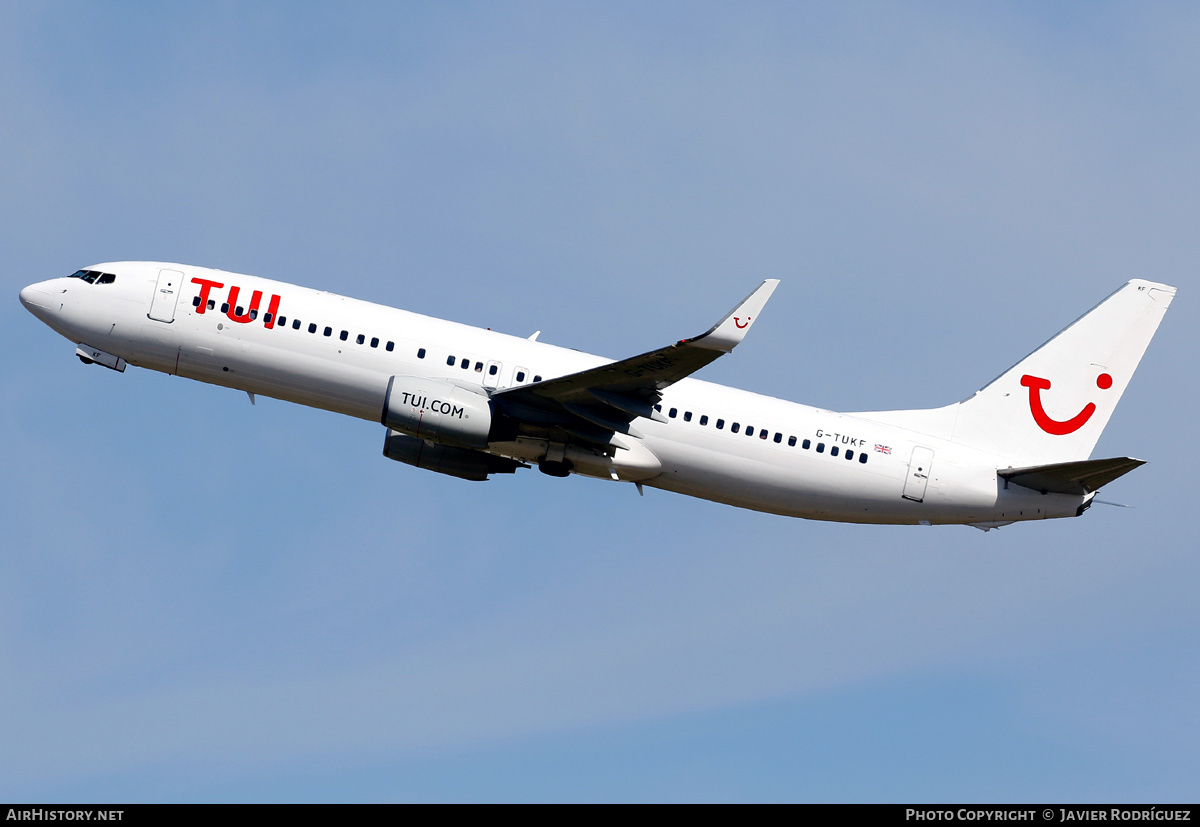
[856,280,1175,466]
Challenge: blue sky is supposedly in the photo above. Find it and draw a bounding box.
[1,1,1197,802]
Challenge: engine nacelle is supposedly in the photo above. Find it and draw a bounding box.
[383,430,523,481]
[381,375,493,448]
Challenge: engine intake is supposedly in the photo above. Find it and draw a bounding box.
[381,375,493,448]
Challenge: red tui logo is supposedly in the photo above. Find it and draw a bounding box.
[192,278,282,328]
[1021,373,1112,435]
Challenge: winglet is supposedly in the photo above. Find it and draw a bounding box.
[685,279,779,352]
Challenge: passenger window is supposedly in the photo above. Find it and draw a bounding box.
[803,439,811,450]
[489,364,498,375]
[816,442,825,453]
[386,342,394,352]
[474,362,483,372]
[417,348,425,358]
[447,355,456,366]
[308,323,317,333]
[745,426,754,437]
[356,334,365,345]
[277,316,285,326]
[461,359,470,370]
[221,303,230,313]
[208,300,216,310]
[788,436,796,447]
[859,453,868,464]
[716,419,725,430]
[655,404,662,412]
[669,408,677,418]
[370,337,379,348]
[192,296,201,307]
[845,450,854,460]
[235,306,244,316]
[683,411,692,422]
[534,375,542,382]
[249,309,258,320]
[293,319,302,330]
[771,432,780,442]
[831,446,839,457]
[324,326,332,337]
[700,415,708,426]
[516,371,526,382]
[731,423,740,433]
[340,330,349,341]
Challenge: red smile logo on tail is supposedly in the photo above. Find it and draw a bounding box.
[1021,373,1112,435]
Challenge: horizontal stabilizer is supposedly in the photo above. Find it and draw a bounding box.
[999,456,1145,495]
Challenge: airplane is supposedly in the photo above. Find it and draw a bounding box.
[19,263,1175,529]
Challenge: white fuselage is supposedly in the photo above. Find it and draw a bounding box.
[19,262,1085,526]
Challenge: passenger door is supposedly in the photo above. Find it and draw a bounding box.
[148,268,184,323]
[902,446,935,502]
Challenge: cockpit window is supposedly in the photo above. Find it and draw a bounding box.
[68,269,116,285]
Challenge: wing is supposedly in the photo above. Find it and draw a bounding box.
[491,280,778,448]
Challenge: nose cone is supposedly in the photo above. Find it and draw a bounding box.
[20,281,56,321]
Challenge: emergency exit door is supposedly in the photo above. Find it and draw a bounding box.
[483,360,502,389]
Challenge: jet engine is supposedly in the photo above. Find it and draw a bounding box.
[382,430,523,481]
[381,375,493,448]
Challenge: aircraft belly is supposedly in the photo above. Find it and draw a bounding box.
[108,315,390,420]
[645,434,911,522]
[182,341,386,420]
[643,432,1079,525]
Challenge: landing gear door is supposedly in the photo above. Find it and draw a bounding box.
[148,268,184,323]
[902,446,935,502]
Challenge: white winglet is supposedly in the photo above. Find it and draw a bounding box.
[687,279,780,352]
